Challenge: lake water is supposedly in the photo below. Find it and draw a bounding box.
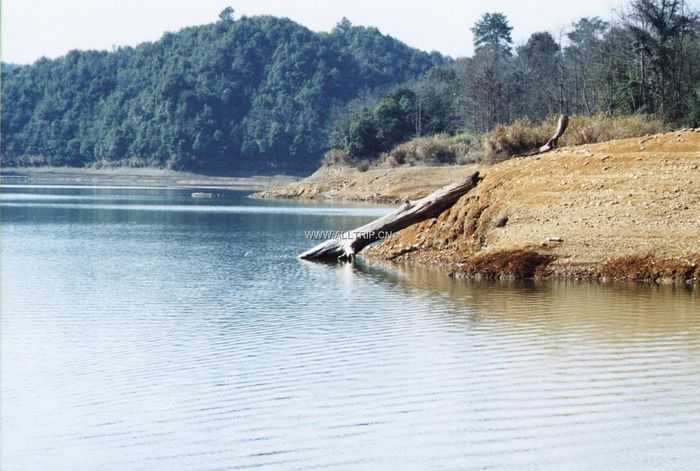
[1,185,699,471]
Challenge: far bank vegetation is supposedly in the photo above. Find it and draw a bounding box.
[324,0,697,170]
[323,114,668,169]
[2,0,697,176]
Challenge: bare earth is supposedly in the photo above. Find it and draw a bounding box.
[366,129,700,284]
[269,130,700,284]
[253,165,480,204]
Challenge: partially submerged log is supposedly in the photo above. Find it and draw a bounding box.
[300,171,480,262]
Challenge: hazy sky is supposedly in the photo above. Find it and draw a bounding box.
[3,0,641,64]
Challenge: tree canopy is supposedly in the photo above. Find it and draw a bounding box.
[3,2,700,173]
[331,3,700,164]
[471,13,514,56]
[0,15,443,174]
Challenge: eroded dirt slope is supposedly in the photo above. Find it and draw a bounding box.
[366,130,700,284]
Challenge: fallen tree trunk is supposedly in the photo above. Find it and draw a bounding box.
[299,171,480,262]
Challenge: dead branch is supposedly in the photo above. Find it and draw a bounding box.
[299,172,481,262]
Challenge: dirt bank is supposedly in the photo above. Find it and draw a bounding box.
[364,129,700,284]
[253,164,480,204]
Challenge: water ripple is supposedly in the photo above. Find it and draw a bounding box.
[1,187,699,471]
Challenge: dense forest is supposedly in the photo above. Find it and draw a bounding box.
[0,12,443,174]
[331,0,700,164]
[3,1,699,174]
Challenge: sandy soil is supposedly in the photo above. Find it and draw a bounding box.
[0,167,297,190]
[253,164,480,203]
[364,129,700,284]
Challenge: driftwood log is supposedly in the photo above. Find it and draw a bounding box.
[527,114,569,155]
[299,171,480,262]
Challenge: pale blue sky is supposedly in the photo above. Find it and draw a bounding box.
[3,0,646,64]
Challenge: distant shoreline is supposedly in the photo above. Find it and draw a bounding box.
[0,166,299,191]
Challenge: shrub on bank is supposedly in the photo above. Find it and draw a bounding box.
[483,120,550,159]
[379,133,482,167]
[320,148,353,167]
[563,114,666,146]
[323,114,669,169]
[319,149,377,171]
[484,114,667,159]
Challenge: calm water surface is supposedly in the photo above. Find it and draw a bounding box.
[1,185,699,470]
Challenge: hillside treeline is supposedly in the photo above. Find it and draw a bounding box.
[1,14,442,174]
[331,0,700,164]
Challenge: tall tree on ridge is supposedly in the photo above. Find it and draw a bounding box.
[471,13,514,56]
[466,12,515,131]
[564,17,609,115]
[626,0,698,118]
[516,32,562,120]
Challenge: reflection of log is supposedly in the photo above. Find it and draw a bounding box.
[300,172,480,262]
[536,114,569,154]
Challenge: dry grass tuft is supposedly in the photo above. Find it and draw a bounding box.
[563,114,667,146]
[320,148,353,167]
[484,114,667,159]
[483,120,551,158]
[380,133,482,167]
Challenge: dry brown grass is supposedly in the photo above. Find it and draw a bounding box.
[484,114,667,159]
[322,114,666,169]
[563,114,668,146]
[379,133,482,167]
[483,120,551,158]
[320,148,353,167]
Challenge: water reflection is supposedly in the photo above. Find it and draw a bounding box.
[355,260,700,339]
[1,186,698,471]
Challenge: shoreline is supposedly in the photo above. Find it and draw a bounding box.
[357,257,700,289]
[359,253,700,287]
[0,166,299,191]
[280,130,700,285]
[253,164,480,204]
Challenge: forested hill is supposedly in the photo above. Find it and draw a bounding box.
[1,15,444,174]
